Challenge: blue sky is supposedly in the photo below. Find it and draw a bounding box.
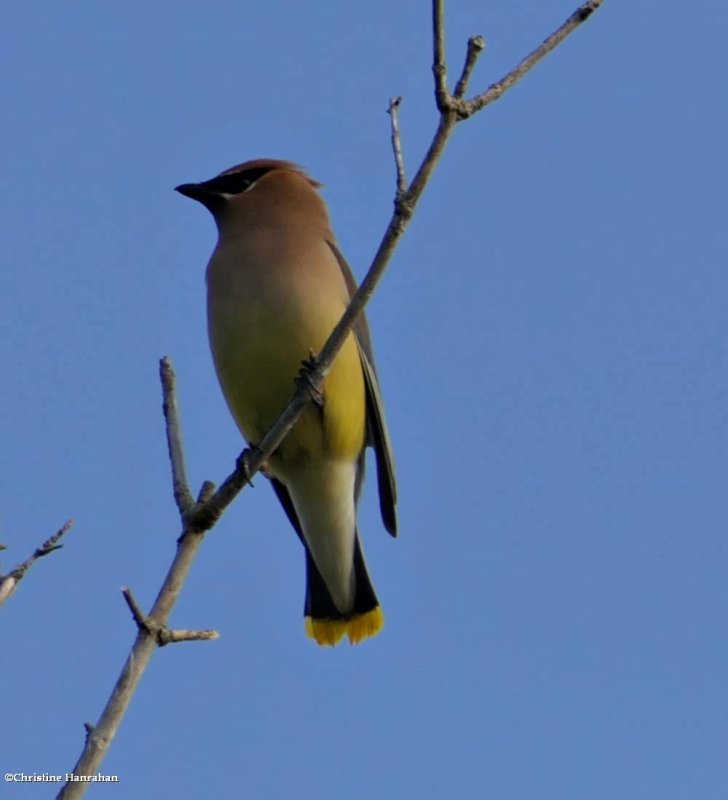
[2,1,727,798]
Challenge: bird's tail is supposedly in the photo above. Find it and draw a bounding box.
[304,533,383,646]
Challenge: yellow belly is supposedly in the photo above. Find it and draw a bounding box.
[207,253,366,472]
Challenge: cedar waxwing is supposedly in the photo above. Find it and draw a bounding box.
[175,159,397,646]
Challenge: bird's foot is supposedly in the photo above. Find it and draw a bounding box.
[236,447,263,487]
[296,351,325,408]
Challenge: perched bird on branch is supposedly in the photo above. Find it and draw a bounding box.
[176,160,397,645]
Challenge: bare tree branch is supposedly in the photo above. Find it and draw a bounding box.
[0,520,74,607]
[387,97,407,199]
[120,587,151,631]
[59,527,209,799]
[432,0,449,110]
[453,36,485,99]
[466,0,603,115]
[122,585,219,646]
[442,0,605,120]
[58,2,603,794]
[157,627,220,645]
[160,356,194,514]
[196,480,216,504]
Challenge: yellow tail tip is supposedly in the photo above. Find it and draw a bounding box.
[305,607,384,646]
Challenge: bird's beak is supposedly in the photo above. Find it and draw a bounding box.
[175,182,209,201]
[175,181,225,214]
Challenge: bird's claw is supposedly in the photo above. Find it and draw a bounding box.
[297,351,325,408]
[236,448,261,487]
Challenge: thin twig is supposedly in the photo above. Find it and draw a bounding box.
[121,587,152,632]
[453,36,485,99]
[196,480,216,504]
[58,2,603,794]
[161,356,194,514]
[432,0,449,110]
[157,628,220,646]
[121,585,218,646]
[387,97,407,198]
[464,0,603,116]
[0,520,74,607]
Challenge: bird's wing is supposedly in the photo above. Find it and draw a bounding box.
[327,239,398,537]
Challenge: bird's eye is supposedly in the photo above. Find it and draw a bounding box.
[203,167,271,196]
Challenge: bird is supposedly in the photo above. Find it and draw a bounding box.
[175,159,397,646]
